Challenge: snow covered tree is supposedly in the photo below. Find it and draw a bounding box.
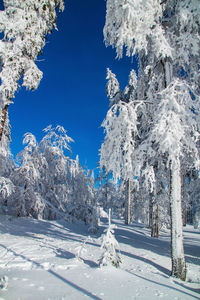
[0,0,64,142]
[0,1,65,217]
[9,132,43,218]
[2,125,72,219]
[0,176,15,215]
[2,124,98,225]
[103,0,200,280]
[99,209,121,268]
[69,155,97,226]
[100,99,138,183]
[100,78,140,224]
[36,125,74,220]
[145,80,199,277]
[100,68,142,224]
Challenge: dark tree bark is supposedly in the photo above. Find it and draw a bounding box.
[0,104,9,141]
[125,179,132,225]
[151,202,159,238]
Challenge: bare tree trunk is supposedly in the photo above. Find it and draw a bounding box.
[104,172,108,209]
[183,205,187,227]
[125,179,132,225]
[188,200,193,224]
[134,189,138,222]
[151,202,159,238]
[169,159,186,281]
[148,195,153,229]
[182,172,187,226]
[0,104,9,141]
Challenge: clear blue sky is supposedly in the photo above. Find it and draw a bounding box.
[2,0,137,171]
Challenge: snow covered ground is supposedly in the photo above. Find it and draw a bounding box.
[0,215,199,300]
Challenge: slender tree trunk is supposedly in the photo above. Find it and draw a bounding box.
[151,202,159,238]
[151,186,159,238]
[193,201,200,229]
[188,200,193,224]
[0,104,9,141]
[125,179,132,225]
[133,188,138,222]
[105,172,108,208]
[183,205,187,227]
[182,172,187,226]
[169,159,186,281]
[148,195,153,229]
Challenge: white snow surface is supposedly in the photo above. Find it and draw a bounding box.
[0,215,199,300]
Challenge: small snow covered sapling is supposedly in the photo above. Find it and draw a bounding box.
[75,236,93,262]
[75,240,87,262]
[99,209,121,268]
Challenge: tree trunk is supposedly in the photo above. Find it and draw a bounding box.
[188,200,193,224]
[148,195,153,229]
[193,202,200,229]
[169,159,186,281]
[125,179,132,225]
[104,172,109,208]
[182,172,187,226]
[183,205,187,227]
[0,104,9,141]
[151,202,159,238]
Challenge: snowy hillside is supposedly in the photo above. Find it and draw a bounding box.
[0,215,199,300]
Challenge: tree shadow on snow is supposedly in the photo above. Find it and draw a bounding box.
[126,270,200,299]
[82,259,99,268]
[114,220,200,267]
[0,217,89,244]
[121,248,170,276]
[114,225,171,259]
[0,243,101,300]
[1,216,199,284]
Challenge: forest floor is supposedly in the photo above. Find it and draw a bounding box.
[0,215,199,300]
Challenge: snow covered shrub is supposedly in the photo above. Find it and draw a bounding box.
[99,209,121,268]
[0,177,15,214]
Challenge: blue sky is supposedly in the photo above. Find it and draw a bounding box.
[2,0,137,171]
